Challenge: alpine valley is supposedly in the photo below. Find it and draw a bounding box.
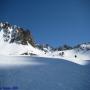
[0,22,90,65]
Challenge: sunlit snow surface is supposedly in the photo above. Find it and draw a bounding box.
[0,56,89,68]
[0,41,89,66]
[0,56,44,68]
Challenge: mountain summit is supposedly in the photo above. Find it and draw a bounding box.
[0,22,35,46]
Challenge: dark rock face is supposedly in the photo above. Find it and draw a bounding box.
[0,22,35,46]
[56,45,72,51]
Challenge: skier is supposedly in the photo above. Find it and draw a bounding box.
[75,55,77,58]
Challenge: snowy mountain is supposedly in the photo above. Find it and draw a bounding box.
[0,22,90,65]
[0,22,45,56]
[0,22,35,46]
[36,44,54,52]
[50,43,90,64]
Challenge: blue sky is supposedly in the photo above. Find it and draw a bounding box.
[0,0,90,47]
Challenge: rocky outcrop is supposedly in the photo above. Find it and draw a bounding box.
[0,22,35,46]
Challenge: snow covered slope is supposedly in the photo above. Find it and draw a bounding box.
[0,22,90,65]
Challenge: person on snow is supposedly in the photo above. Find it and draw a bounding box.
[75,55,77,58]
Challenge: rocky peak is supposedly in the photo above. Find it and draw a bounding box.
[0,22,35,46]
